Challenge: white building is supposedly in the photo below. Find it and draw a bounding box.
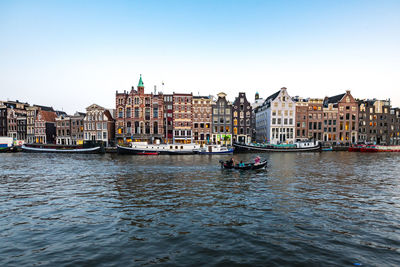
[255,87,295,144]
[84,104,115,146]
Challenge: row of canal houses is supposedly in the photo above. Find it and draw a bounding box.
[114,75,253,145]
[1,75,400,146]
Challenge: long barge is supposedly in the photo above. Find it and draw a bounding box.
[117,142,201,155]
[233,141,321,152]
[21,144,103,154]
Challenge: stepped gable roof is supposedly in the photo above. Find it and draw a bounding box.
[326,93,345,104]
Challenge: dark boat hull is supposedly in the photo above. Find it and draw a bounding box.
[233,143,321,152]
[117,145,197,155]
[21,145,103,154]
[220,160,267,170]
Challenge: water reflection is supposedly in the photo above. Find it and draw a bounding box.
[0,152,399,266]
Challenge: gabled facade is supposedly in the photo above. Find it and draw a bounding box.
[0,100,29,141]
[163,94,174,143]
[173,93,193,143]
[115,75,164,144]
[193,95,212,145]
[232,92,252,143]
[34,109,57,144]
[84,104,115,146]
[212,92,232,145]
[358,99,395,145]
[324,90,358,145]
[255,87,295,144]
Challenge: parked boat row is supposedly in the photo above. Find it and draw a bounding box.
[15,140,400,154]
[117,143,234,155]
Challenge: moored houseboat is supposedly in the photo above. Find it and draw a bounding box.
[21,143,103,154]
[359,144,400,152]
[348,144,366,152]
[117,142,201,155]
[198,145,234,154]
[0,137,14,152]
[233,141,321,152]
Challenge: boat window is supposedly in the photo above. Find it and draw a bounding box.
[181,146,183,149]
[170,146,173,149]
[175,146,178,149]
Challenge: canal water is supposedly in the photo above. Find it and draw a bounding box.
[1,152,399,266]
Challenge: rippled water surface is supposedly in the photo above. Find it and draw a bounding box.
[1,152,400,266]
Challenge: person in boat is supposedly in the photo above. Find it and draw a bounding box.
[254,156,261,165]
[239,161,245,167]
[226,157,235,167]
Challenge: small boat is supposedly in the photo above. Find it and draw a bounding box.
[233,141,321,153]
[21,144,103,154]
[198,145,234,154]
[219,159,267,170]
[321,146,333,151]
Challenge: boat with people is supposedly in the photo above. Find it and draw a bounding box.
[21,144,103,154]
[220,156,267,170]
[117,142,201,155]
[198,145,234,154]
[233,140,321,152]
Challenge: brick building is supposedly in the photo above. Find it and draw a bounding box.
[173,93,193,143]
[56,115,71,145]
[324,90,358,145]
[212,92,232,145]
[192,95,212,145]
[232,92,253,143]
[34,109,57,144]
[163,94,174,143]
[27,105,54,144]
[0,100,29,141]
[307,99,324,141]
[294,97,308,141]
[115,75,164,144]
[71,112,85,145]
[322,102,339,144]
[358,99,397,145]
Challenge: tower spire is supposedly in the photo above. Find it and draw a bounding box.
[138,74,144,87]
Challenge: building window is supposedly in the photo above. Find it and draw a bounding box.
[153,107,158,118]
[118,108,123,118]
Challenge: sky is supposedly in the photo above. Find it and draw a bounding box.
[1,0,399,114]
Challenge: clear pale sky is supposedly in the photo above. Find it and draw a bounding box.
[1,0,399,114]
